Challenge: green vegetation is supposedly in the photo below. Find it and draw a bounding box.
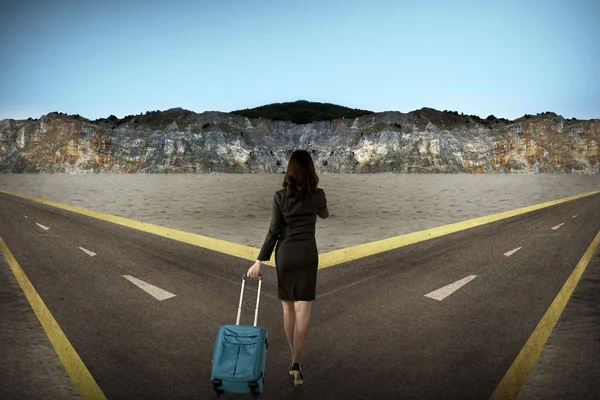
[231,100,374,124]
[95,109,190,126]
[441,109,510,123]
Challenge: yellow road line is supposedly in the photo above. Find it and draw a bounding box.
[0,189,260,261]
[0,236,106,400]
[489,228,600,400]
[317,189,600,268]
[1,189,599,269]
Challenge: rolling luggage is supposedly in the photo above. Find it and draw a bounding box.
[211,273,268,399]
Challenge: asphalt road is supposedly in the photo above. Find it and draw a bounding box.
[1,191,599,400]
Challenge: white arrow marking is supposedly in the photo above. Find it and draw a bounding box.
[424,275,477,301]
[551,223,565,230]
[35,223,49,230]
[79,247,97,257]
[123,275,176,301]
[504,247,522,257]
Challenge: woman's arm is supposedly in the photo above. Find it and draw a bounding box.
[256,192,284,261]
[317,190,329,219]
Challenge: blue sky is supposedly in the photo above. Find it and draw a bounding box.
[1,0,598,121]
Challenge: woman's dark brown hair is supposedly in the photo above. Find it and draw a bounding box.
[282,149,320,201]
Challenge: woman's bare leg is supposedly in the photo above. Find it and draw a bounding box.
[281,300,296,360]
[292,300,313,364]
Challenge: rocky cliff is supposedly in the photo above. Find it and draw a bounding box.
[0,107,598,173]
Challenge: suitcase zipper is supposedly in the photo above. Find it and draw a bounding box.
[232,346,241,377]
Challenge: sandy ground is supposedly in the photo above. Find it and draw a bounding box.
[0,172,599,252]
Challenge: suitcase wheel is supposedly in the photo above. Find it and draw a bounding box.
[211,379,224,397]
[248,381,259,399]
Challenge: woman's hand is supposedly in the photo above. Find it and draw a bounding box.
[247,260,262,278]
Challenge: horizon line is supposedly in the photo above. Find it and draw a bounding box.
[1,102,597,123]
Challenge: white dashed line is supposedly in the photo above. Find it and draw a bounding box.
[24,215,28,219]
[504,247,522,257]
[35,223,49,230]
[424,275,477,301]
[79,247,97,257]
[123,275,176,301]
[551,223,565,230]
[572,215,578,218]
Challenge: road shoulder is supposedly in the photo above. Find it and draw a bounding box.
[517,236,600,400]
[0,245,81,400]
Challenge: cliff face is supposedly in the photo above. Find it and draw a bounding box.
[0,108,598,173]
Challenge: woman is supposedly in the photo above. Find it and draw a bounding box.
[246,149,329,386]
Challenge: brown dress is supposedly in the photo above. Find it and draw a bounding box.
[257,188,329,301]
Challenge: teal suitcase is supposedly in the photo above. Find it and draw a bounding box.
[211,273,268,399]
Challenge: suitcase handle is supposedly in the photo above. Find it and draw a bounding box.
[236,273,262,326]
